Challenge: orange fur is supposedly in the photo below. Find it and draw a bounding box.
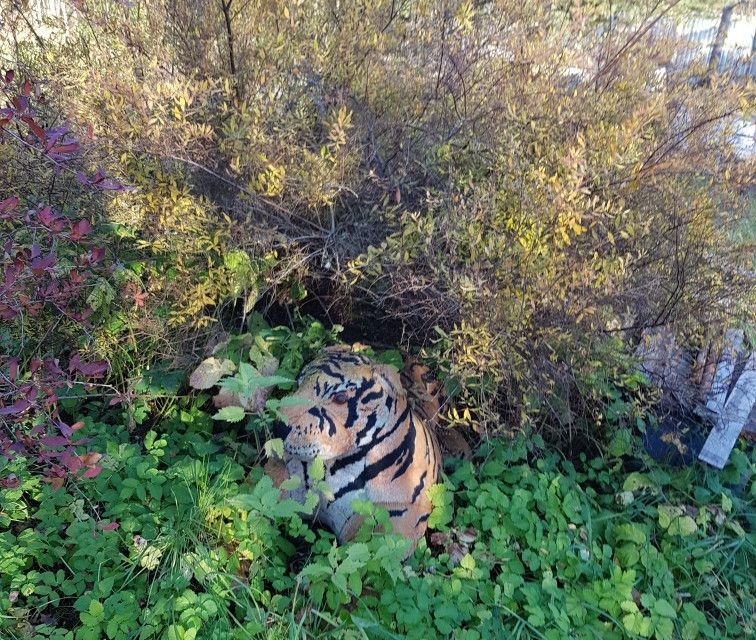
[273,346,441,554]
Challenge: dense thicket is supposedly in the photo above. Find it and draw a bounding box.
[3,0,753,442]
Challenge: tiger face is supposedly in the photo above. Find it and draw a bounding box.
[279,347,405,462]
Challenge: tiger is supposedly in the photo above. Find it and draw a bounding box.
[268,345,442,553]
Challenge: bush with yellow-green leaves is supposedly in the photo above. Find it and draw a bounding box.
[4,0,754,443]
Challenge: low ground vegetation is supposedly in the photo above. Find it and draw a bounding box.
[1,317,754,639]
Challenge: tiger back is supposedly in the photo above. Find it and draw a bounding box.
[401,359,473,460]
[271,346,441,552]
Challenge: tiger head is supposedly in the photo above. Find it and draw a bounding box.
[276,346,407,461]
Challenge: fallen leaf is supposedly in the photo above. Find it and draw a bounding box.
[189,357,236,389]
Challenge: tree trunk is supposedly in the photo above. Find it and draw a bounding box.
[220,0,241,101]
[707,3,739,77]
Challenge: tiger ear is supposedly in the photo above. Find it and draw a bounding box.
[373,364,404,398]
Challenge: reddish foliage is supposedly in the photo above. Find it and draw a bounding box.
[123,281,148,309]
[0,70,128,487]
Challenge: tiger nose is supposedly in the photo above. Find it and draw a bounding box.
[271,420,290,440]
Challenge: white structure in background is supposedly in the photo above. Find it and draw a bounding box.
[672,14,756,78]
[699,332,756,469]
[637,327,756,469]
[659,14,756,159]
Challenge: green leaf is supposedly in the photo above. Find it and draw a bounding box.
[615,543,640,567]
[653,598,677,619]
[681,621,699,640]
[725,519,746,537]
[659,505,697,536]
[310,457,325,482]
[212,406,246,422]
[427,483,453,529]
[264,438,284,459]
[88,600,104,622]
[657,505,679,529]
[375,349,404,369]
[259,374,294,386]
[614,523,646,545]
[280,475,301,491]
[654,618,674,639]
[608,428,632,457]
[106,618,120,638]
[97,576,115,598]
[623,473,653,492]
[668,515,697,537]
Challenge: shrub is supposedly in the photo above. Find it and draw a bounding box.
[10,0,749,444]
[0,70,133,482]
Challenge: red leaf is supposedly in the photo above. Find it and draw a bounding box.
[99,522,119,531]
[46,476,65,489]
[83,466,102,479]
[31,252,57,277]
[60,452,83,473]
[95,179,124,191]
[41,436,69,447]
[69,219,92,240]
[21,79,31,96]
[88,247,105,264]
[68,353,81,373]
[69,269,88,285]
[29,424,45,437]
[47,142,79,156]
[77,360,108,378]
[0,398,32,416]
[0,196,18,212]
[70,420,85,431]
[72,308,93,322]
[80,452,102,466]
[4,69,14,84]
[37,206,54,223]
[7,358,18,382]
[0,306,18,320]
[43,358,64,377]
[11,95,28,112]
[20,115,45,142]
[0,474,19,488]
[37,206,65,231]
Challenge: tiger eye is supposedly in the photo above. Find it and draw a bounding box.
[332,390,349,404]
